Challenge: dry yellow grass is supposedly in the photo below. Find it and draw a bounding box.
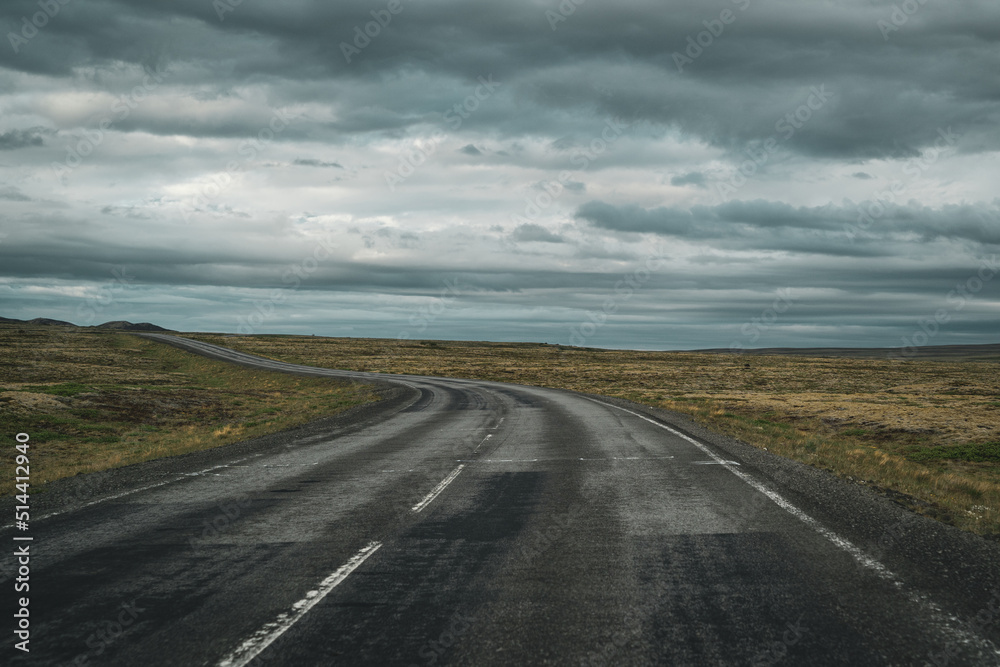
[0,325,375,493]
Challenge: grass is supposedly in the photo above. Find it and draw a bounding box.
[182,333,1000,536]
[908,442,1000,464]
[0,325,376,494]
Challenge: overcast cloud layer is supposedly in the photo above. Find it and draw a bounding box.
[1,0,998,350]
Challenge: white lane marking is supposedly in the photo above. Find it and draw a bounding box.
[216,541,382,667]
[474,433,492,452]
[411,465,465,513]
[491,417,505,430]
[588,398,1000,658]
[692,460,741,466]
[0,455,263,530]
[260,463,320,468]
[588,398,894,577]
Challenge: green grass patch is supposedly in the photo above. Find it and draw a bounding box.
[24,382,91,396]
[908,442,1000,463]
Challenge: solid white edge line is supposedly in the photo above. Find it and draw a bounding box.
[588,397,1000,658]
[411,464,465,513]
[587,398,896,577]
[0,457,260,531]
[216,541,382,667]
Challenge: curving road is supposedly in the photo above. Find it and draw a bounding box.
[5,334,1000,666]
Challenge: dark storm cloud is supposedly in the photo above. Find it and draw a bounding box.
[0,128,49,150]
[292,158,343,169]
[1,0,997,347]
[0,185,30,201]
[576,199,1000,251]
[2,0,997,158]
[510,223,566,244]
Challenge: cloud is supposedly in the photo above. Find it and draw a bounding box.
[0,186,30,201]
[575,199,1000,253]
[0,128,49,150]
[292,158,343,168]
[671,172,707,188]
[510,223,566,244]
[0,0,998,348]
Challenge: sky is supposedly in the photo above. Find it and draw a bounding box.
[0,0,998,351]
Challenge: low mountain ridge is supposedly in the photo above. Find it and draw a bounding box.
[1,316,171,332]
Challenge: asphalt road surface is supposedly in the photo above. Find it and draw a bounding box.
[5,334,1000,666]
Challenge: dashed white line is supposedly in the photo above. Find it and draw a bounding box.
[216,541,382,667]
[474,433,492,452]
[411,465,465,513]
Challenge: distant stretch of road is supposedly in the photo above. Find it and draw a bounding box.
[6,333,1000,665]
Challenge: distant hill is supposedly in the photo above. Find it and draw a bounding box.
[95,321,171,332]
[0,316,171,332]
[28,317,77,327]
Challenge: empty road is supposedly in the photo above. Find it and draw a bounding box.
[5,334,1000,666]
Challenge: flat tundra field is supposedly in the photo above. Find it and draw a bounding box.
[1,323,998,536]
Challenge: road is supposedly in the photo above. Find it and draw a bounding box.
[5,333,1000,666]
